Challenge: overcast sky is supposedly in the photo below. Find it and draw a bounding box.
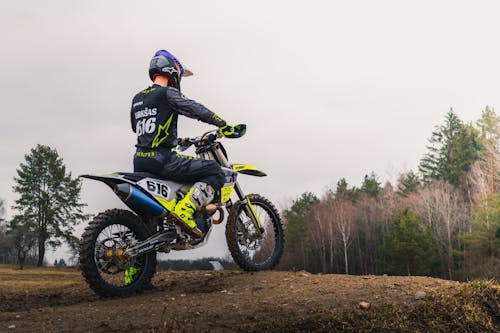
[2,0,500,260]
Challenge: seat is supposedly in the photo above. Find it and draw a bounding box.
[118,172,164,181]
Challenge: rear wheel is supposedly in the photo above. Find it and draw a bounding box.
[79,209,156,297]
[226,194,284,271]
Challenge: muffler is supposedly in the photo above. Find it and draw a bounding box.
[114,183,167,217]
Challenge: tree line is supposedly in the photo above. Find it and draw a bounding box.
[0,107,498,279]
[279,107,499,280]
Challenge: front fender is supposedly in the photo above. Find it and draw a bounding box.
[230,164,267,177]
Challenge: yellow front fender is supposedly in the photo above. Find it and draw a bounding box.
[231,164,267,177]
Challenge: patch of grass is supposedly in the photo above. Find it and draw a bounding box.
[0,265,81,292]
[338,280,498,333]
[257,280,499,333]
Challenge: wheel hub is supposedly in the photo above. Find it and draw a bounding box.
[97,240,134,274]
[116,248,128,262]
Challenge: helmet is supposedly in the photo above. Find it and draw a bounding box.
[148,49,193,90]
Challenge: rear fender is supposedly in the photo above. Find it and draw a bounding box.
[79,173,136,189]
[80,173,167,220]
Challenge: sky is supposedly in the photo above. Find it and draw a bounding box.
[1,0,500,260]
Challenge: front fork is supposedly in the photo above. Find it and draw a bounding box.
[207,147,263,235]
[233,181,263,234]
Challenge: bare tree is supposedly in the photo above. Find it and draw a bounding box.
[0,198,4,224]
[9,224,37,269]
[310,207,329,273]
[416,181,467,279]
[476,106,500,193]
[331,200,355,274]
[465,130,499,202]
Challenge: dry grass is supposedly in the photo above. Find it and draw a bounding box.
[0,265,498,332]
[0,265,80,291]
[287,280,500,333]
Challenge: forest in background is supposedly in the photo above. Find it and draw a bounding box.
[279,107,499,281]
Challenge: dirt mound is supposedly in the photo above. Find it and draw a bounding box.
[0,266,498,332]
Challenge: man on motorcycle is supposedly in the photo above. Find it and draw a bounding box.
[130,49,235,238]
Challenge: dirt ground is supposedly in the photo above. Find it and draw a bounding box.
[0,265,497,333]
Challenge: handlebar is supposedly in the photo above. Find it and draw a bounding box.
[177,124,246,152]
[177,130,219,152]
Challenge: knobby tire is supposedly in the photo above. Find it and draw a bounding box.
[226,194,284,271]
[79,209,156,297]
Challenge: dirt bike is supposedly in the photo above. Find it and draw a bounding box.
[79,125,284,297]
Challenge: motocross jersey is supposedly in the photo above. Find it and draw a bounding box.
[130,84,226,149]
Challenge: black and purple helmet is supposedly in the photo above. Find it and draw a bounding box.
[148,49,193,90]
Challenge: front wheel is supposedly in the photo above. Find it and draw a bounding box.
[226,194,284,271]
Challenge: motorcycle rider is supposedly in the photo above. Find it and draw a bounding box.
[131,49,235,238]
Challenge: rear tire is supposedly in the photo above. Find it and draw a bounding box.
[226,194,284,271]
[79,209,156,297]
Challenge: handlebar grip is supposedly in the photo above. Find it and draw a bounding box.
[200,133,217,145]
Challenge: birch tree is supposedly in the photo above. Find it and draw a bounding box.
[332,200,355,274]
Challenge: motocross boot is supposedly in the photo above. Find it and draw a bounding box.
[173,182,214,238]
[124,266,138,285]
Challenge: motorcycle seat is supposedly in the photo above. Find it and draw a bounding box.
[118,172,168,182]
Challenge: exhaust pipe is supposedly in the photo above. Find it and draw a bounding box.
[211,207,225,224]
[204,204,218,215]
[114,183,167,217]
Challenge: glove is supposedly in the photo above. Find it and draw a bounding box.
[219,124,235,137]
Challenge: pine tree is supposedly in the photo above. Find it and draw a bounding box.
[283,192,319,269]
[419,109,482,185]
[361,172,381,197]
[284,192,319,248]
[381,209,438,276]
[11,144,87,266]
[396,171,420,196]
[477,106,500,143]
[335,178,359,201]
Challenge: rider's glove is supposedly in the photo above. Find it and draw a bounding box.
[219,124,235,137]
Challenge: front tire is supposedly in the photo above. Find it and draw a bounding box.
[79,209,156,297]
[226,194,284,271]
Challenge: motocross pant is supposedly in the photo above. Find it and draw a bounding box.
[133,148,226,192]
